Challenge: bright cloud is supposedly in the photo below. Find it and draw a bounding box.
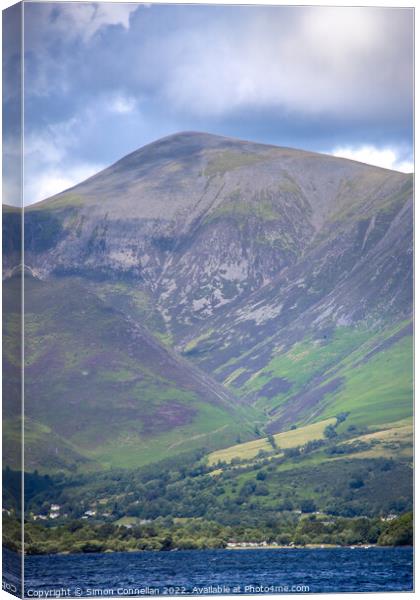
[162,7,412,118]
[331,146,413,173]
[23,107,107,204]
[25,163,104,205]
[108,94,137,114]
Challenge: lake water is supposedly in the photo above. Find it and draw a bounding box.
[3,547,413,597]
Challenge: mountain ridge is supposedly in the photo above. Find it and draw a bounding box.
[28,131,412,210]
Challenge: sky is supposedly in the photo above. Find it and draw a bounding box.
[2,2,414,205]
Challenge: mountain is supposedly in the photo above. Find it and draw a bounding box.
[3,132,413,472]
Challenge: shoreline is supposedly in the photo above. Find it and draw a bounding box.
[227,543,374,550]
[16,544,413,557]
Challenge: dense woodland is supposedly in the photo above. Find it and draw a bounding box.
[3,511,413,555]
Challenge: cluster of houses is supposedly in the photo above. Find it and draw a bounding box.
[33,504,62,521]
[30,504,155,523]
[32,504,109,521]
[227,541,272,548]
[380,514,398,522]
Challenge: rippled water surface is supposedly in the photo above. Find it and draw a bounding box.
[3,547,413,597]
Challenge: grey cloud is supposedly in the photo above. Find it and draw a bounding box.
[24,4,413,124]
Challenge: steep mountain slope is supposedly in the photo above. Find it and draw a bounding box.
[3,132,413,470]
[3,274,255,472]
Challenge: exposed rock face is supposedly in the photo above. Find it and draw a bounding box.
[3,132,413,469]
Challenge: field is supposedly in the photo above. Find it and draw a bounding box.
[207,413,413,474]
[208,417,336,465]
[338,418,413,461]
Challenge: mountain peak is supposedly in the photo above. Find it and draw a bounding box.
[154,131,230,143]
[119,130,271,165]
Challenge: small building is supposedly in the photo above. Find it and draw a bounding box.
[381,514,398,522]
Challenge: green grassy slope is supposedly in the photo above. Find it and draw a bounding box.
[322,336,412,427]
[212,322,412,434]
[3,276,256,473]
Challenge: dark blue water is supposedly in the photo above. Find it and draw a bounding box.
[4,547,414,597]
